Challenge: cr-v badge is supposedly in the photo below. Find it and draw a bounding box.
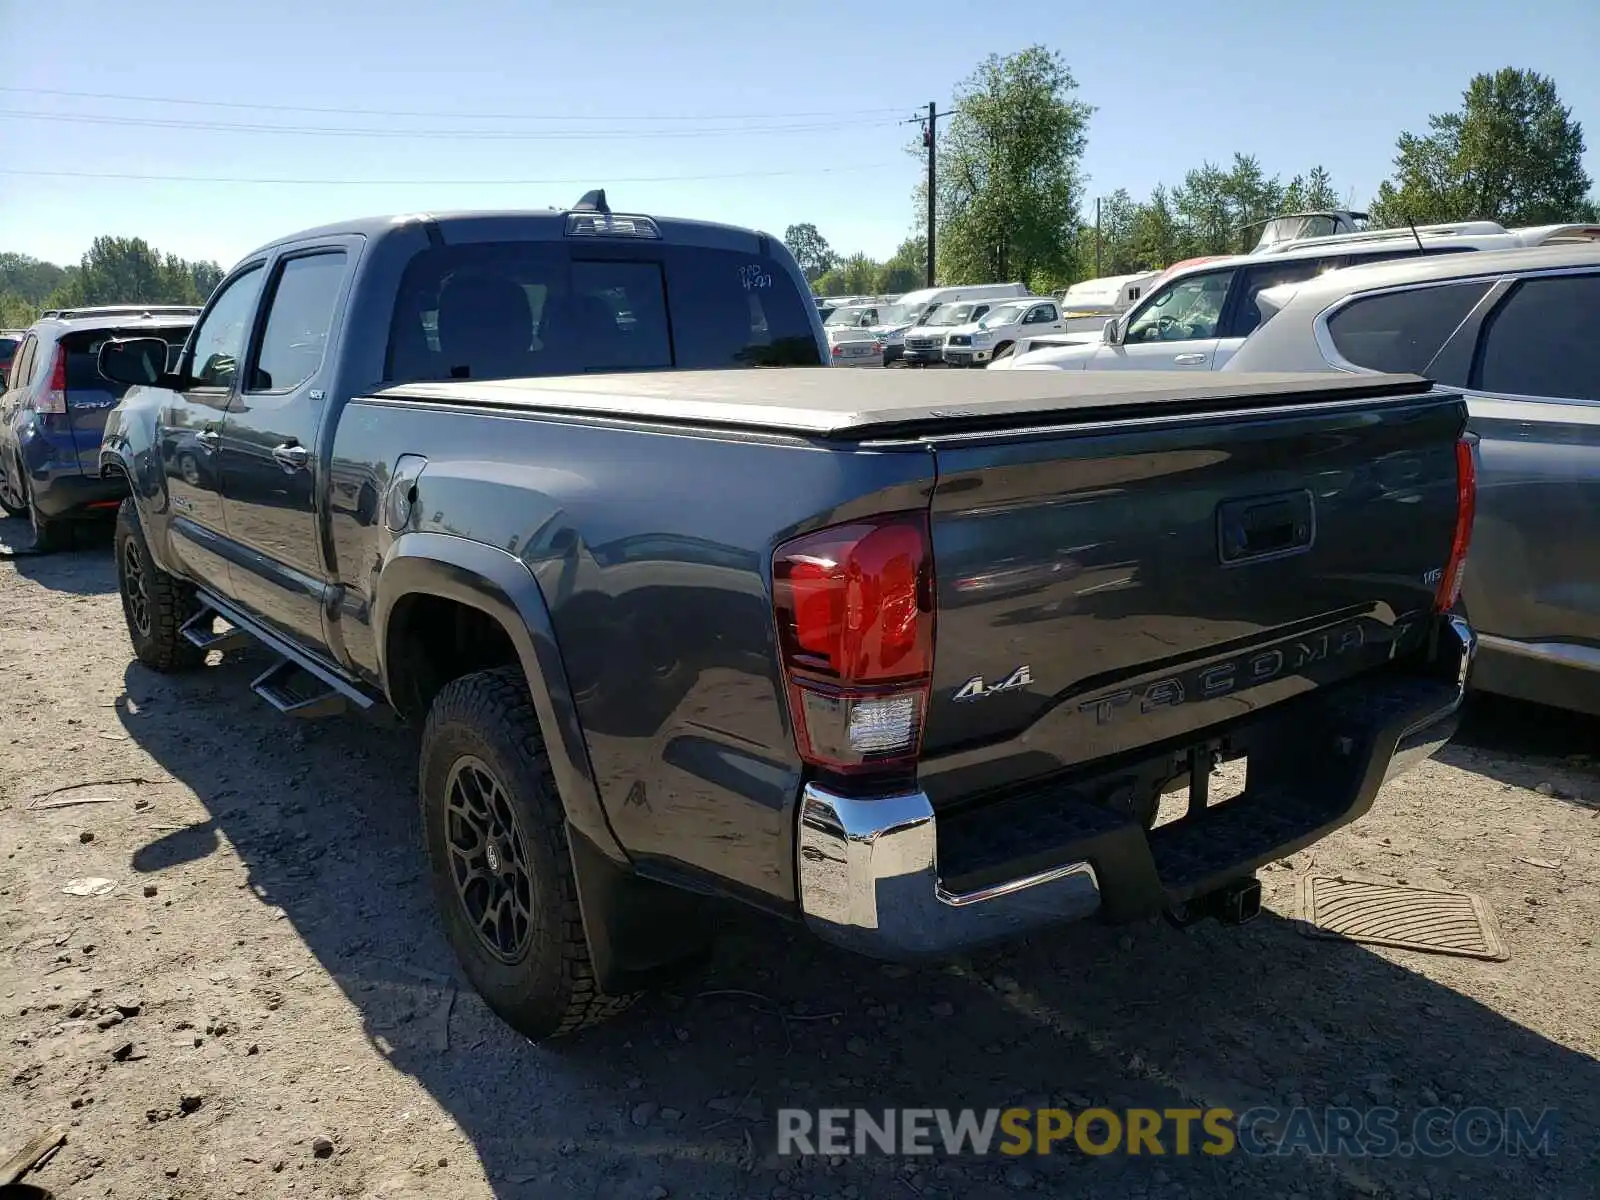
[953,665,1032,701]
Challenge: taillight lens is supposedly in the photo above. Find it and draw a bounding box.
[773,512,935,775]
[34,346,67,414]
[1434,436,1476,612]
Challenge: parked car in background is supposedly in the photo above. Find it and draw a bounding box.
[828,330,886,367]
[1224,243,1600,716]
[822,303,882,338]
[991,222,1580,375]
[871,283,1030,365]
[943,297,1064,366]
[0,331,23,381]
[0,305,198,550]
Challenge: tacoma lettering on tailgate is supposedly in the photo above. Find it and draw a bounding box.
[1075,623,1378,727]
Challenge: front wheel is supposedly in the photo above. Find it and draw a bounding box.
[419,666,637,1040]
[115,498,205,671]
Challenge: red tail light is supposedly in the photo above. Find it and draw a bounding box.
[772,512,935,775]
[1434,436,1476,612]
[35,345,67,414]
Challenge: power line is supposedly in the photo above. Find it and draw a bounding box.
[0,107,904,141]
[0,84,912,124]
[0,162,904,187]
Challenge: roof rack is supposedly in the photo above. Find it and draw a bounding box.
[1253,220,1510,255]
[39,303,204,320]
[1509,223,1600,246]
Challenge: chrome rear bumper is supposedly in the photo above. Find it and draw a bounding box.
[796,617,1474,959]
[796,786,1101,958]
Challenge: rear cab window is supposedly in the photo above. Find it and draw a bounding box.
[1325,282,1494,375]
[385,240,821,383]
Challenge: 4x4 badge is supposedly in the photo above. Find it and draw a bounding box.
[953,665,1032,701]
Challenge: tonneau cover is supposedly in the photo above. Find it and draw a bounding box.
[371,369,1432,440]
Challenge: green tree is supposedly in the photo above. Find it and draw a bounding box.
[41,237,222,310]
[1126,185,1188,272]
[190,260,224,300]
[875,236,926,293]
[931,46,1092,289]
[814,252,882,296]
[782,223,837,283]
[1369,68,1592,227]
[0,253,69,305]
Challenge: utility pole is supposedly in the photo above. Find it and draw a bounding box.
[1095,196,1102,278]
[924,101,938,288]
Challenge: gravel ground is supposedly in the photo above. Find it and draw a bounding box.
[2,515,1598,1200]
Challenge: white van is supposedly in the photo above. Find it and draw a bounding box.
[863,282,1030,365]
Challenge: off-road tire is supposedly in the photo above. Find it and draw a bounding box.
[991,341,1015,364]
[115,497,205,671]
[420,665,637,1040]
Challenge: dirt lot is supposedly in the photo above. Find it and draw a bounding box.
[2,515,1598,1200]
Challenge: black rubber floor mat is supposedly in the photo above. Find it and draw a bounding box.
[1296,874,1509,961]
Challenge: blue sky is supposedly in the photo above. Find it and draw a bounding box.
[1,0,1596,272]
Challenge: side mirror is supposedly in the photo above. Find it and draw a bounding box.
[98,337,173,388]
[1102,318,1124,347]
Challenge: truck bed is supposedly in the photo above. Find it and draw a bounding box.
[373,369,1430,440]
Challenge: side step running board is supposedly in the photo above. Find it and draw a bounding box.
[180,605,252,655]
[188,588,380,722]
[251,658,349,720]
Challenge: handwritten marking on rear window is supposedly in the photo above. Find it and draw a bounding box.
[740,264,774,291]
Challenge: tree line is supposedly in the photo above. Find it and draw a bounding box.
[1,238,224,329]
[789,58,1596,296]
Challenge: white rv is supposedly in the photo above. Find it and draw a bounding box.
[1054,272,1163,333]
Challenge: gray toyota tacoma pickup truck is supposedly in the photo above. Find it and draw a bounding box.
[97,193,1478,1041]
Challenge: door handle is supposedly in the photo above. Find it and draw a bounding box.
[1173,353,1207,365]
[271,442,309,471]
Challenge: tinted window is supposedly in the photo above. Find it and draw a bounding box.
[250,253,347,392]
[188,266,265,388]
[1327,281,1493,375]
[1229,259,1331,339]
[387,241,820,383]
[1475,274,1600,401]
[0,337,17,367]
[63,326,193,400]
[7,335,34,389]
[1126,270,1236,343]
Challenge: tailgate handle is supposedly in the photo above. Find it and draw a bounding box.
[1217,490,1315,565]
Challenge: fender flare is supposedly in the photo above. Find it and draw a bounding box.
[373,531,628,866]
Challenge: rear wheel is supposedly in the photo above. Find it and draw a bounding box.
[0,455,26,518]
[420,666,636,1041]
[115,497,205,671]
[18,463,71,552]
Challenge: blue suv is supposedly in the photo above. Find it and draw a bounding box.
[0,305,198,550]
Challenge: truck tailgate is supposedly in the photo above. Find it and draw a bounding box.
[921,387,1467,782]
